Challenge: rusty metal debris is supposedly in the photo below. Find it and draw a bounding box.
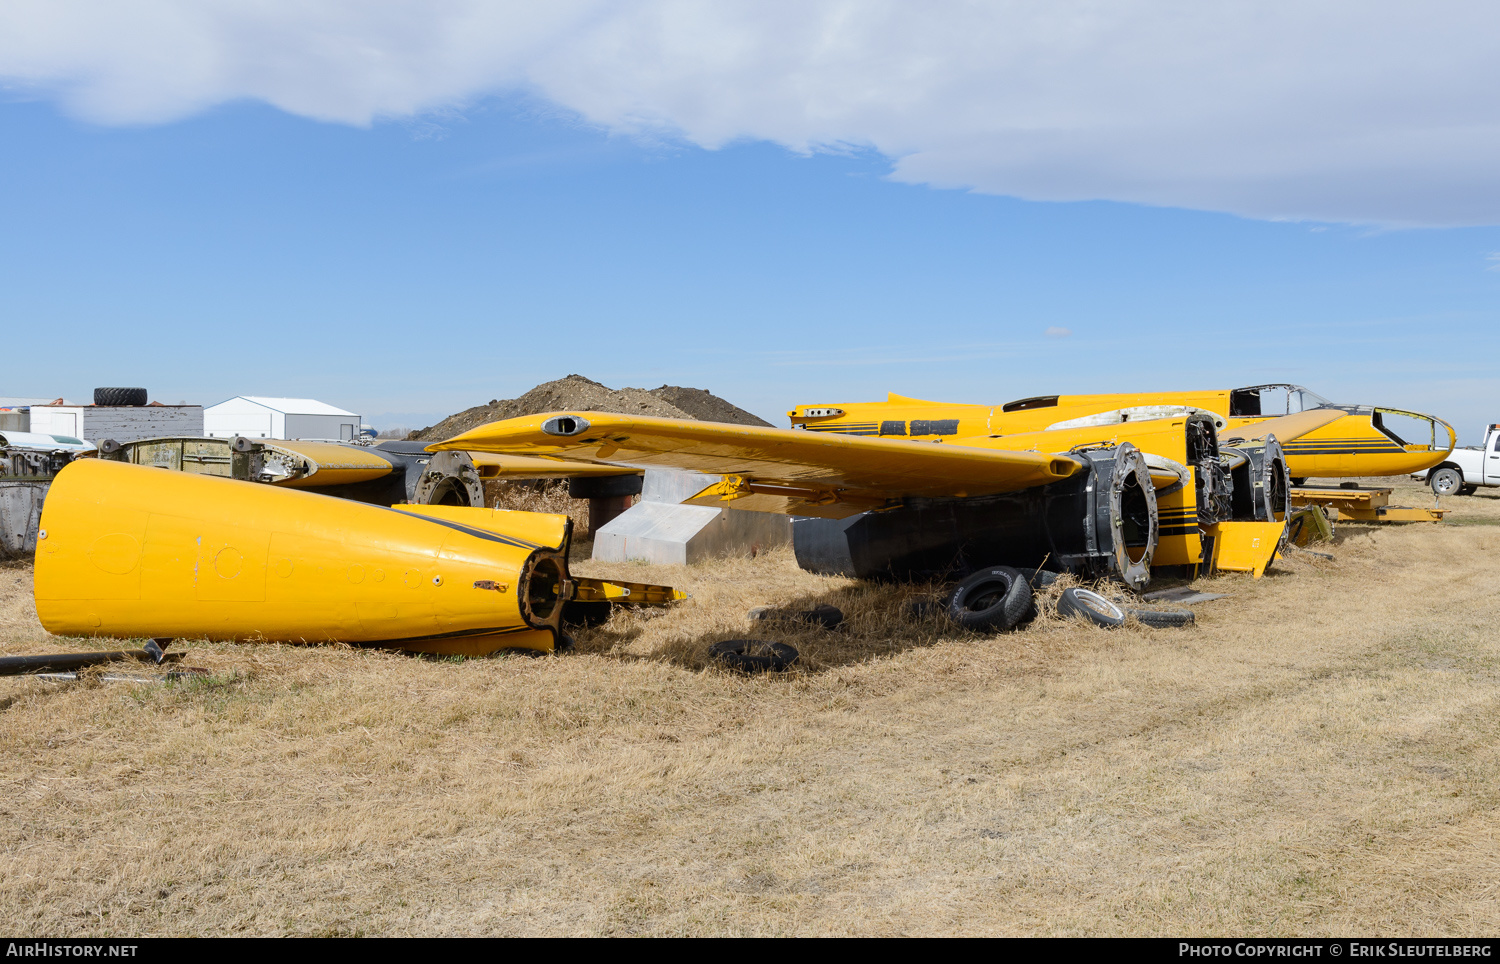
[0,639,180,677]
[100,436,484,507]
[1,431,91,559]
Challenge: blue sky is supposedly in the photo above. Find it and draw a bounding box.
[3,3,1500,440]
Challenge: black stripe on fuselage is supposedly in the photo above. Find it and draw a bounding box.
[379,507,542,550]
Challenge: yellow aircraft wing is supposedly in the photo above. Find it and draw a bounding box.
[264,440,396,487]
[466,452,641,480]
[1219,408,1346,445]
[432,412,1083,518]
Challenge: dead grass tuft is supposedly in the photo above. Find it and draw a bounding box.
[483,480,592,537]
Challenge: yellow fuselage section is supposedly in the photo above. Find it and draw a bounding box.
[790,391,1455,479]
[34,459,570,654]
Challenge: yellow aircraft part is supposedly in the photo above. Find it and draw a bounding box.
[789,390,1233,437]
[467,452,641,481]
[1250,411,1457,479]
[572,577,688,605]
[793,391,1454,479]
[1205,521,1284,578]
[1326,505,1446,523]
[390,503,571,550]
[1219,408,1346,446]
[1151,466,1203,567]
[263,440,396,488]
[431,412,1083,516]
[33,459,571,655]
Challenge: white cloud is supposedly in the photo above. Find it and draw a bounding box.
[4,1,1500,225]
[1045,327,1072,339]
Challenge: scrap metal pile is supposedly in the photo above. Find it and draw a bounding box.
[10,380,1462,670]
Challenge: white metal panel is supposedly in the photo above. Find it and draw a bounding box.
[27,407,82,437]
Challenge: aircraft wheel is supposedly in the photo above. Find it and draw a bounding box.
[1056,588,1126,628]
[1430,467,1463,496]
[945,567,1033,632]
[708,639,799,672]
[1290,477,1307,486]
[1460,484,1478,496]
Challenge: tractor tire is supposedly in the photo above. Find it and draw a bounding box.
[93,387,148,407]
[944,566,1033,632]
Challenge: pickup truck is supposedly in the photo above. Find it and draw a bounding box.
[1413,424,1500,495]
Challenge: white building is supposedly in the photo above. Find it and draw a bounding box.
[204,397,362,441]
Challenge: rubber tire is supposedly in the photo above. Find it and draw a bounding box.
[1460,484,1479,496]
[1430,467,1463,497]
[93,387,148,407]
[945,567,1033,632]
[1056,587,1127,628]
[748,604,844,629]
[1128,608,1195,628]
[1019,568,1059,589]
[708,639,799,672]
[1290,477,1307,486]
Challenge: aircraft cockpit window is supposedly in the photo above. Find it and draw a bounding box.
[1373,409,1440,450]
[1000,396,1060,413]
[1229,385,1334,417]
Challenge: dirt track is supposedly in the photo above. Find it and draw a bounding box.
[1,480,1496,936]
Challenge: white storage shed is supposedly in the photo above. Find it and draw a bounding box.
[205,397,363,441]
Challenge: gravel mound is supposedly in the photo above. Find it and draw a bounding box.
[414,375,770,441]
[648,385,772,427]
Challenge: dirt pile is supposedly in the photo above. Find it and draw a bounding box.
[414,375,770,441]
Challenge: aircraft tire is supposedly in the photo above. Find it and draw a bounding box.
[708,639,799,673]
[1290,477,1307,486]
[945,567,1033,632]
[1056,588,1126,628]
[1127,608,1195,628]
[1460,484,1479,496]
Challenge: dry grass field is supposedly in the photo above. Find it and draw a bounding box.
[2,478,1498,936]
